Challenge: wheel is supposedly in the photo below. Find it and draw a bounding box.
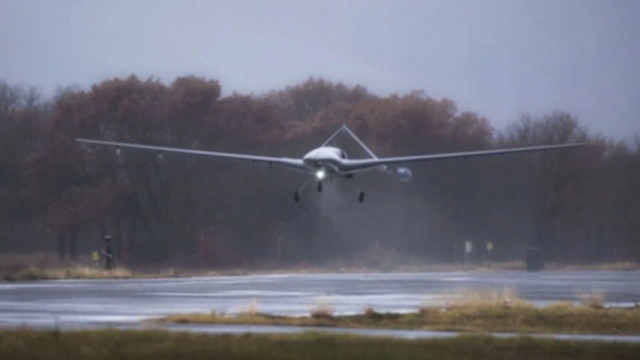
[317,182,323,192]
[294,191,300,202]
[358,192,365,203]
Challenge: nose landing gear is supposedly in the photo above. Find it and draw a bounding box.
[292,173,365,203]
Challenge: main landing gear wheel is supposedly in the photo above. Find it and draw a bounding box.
[294,191,300,202]
[358,191,365,203]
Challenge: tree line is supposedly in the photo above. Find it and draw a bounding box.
[0,76,638,267]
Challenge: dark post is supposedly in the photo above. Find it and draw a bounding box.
[525,246,544,271]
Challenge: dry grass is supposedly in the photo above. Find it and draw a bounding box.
[545,301,573,309]
[310,297,335,319]
[0,262,249,281]
[2,265,132,281]
[364,305,379,318]
[238,299,260,316]
[577,290,606,309]
[1,252,639,282]
[433,286,531,310]
[560,262,640,271]
[152,287,640,335]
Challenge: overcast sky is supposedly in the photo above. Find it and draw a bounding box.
[2,0,639,140]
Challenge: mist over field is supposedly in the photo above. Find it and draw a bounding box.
[1,1,639,268]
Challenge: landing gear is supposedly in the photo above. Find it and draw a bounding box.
[293,177,313,203]
[291,173,365,203]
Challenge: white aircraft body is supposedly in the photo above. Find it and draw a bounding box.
[75,124,586,203]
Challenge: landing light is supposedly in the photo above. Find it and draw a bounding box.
[315,169,326,180]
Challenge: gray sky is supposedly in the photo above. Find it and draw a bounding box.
[2,0,639,140]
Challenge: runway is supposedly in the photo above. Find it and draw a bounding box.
[1,270,639,341]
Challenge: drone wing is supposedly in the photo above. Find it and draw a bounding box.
[339,142,587,173]
[75,138,308,172]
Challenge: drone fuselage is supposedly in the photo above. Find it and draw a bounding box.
[302,146,348,179]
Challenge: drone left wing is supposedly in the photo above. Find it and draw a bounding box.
[339,142,587,173]
[75,138,308,173]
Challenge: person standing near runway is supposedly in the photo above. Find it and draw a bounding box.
[101,235,114,270]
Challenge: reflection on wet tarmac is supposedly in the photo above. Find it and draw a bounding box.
[1,270,639,342]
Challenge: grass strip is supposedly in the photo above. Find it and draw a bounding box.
[151,288,640,335]
[1,328,639,360]
[2,260,639,281]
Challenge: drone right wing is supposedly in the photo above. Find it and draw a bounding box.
[340,142,587,173]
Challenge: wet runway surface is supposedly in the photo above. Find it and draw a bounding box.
[1,270,639,340]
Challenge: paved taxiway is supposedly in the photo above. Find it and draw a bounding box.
[1,270,639,341]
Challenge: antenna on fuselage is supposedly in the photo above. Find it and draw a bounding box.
[339,124,379,159]
[321,123,379,159]
[320,124,346,147]
[320,124,388,173]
